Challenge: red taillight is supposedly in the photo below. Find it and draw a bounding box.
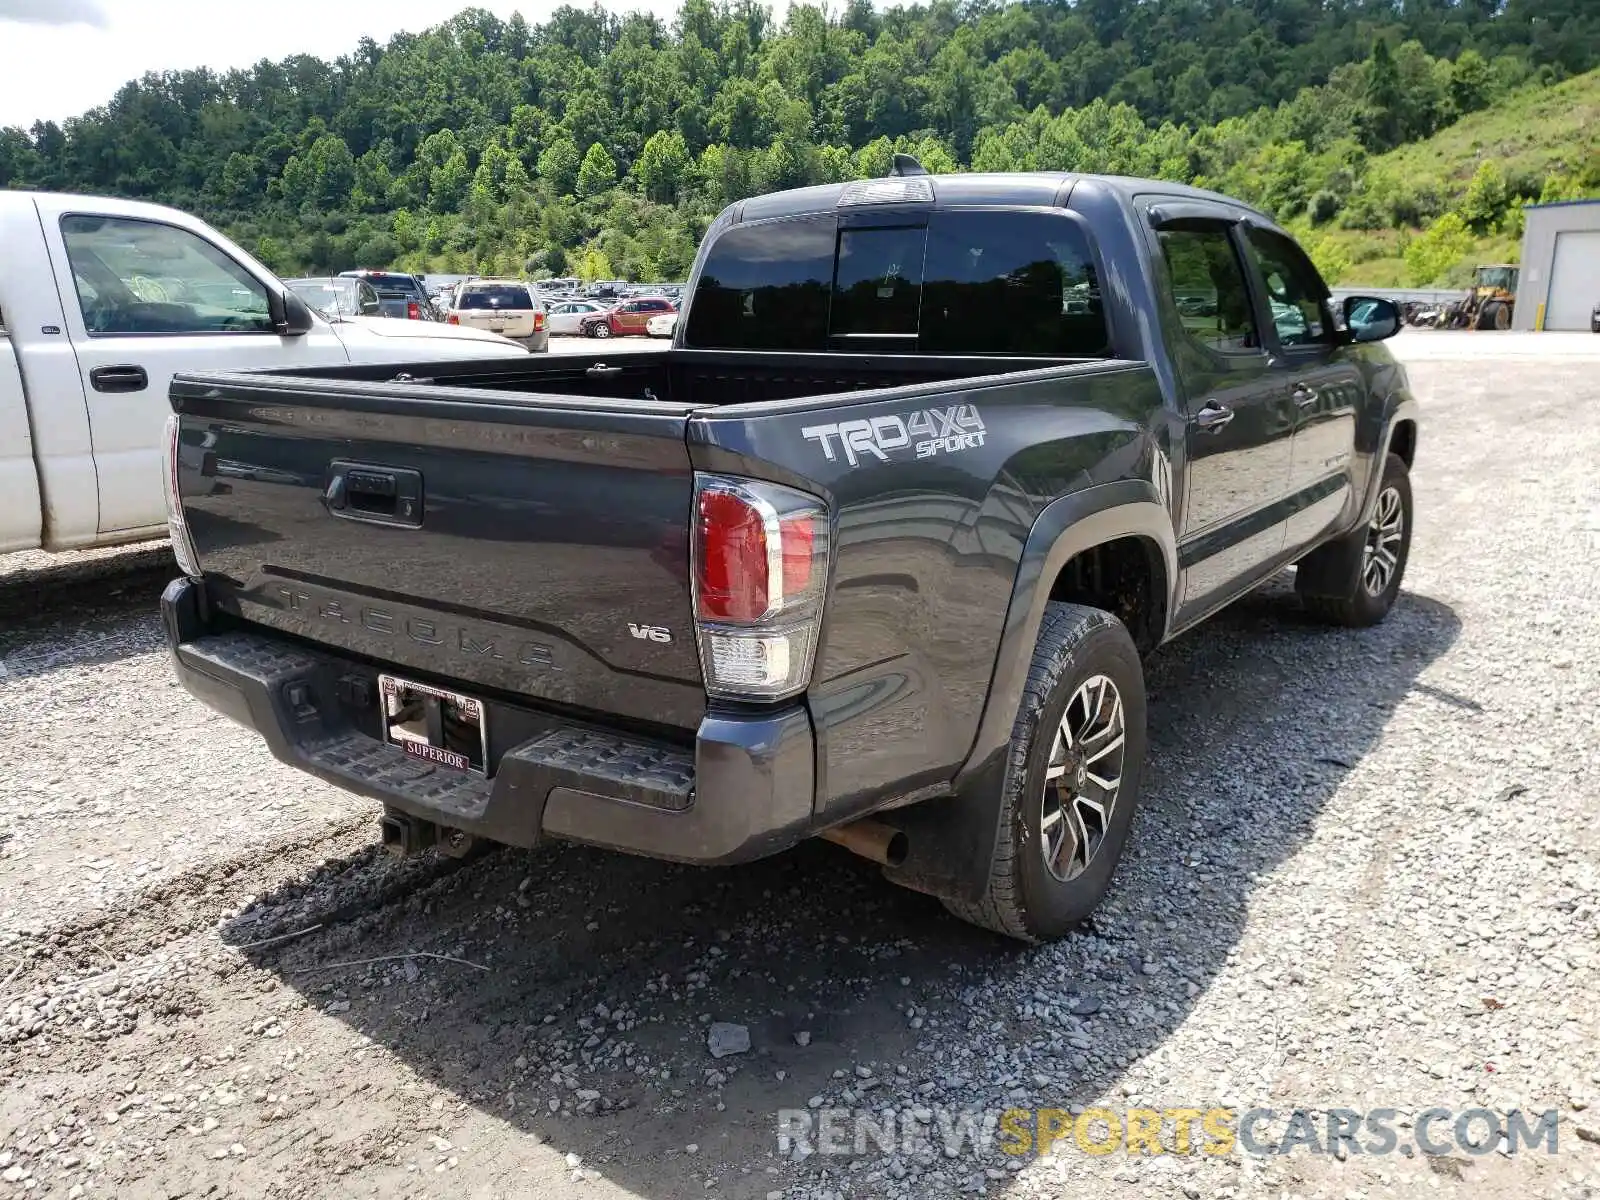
[534,311,545,332]
[447,313,460,325]
[696,489,773,623]
[691,475,830,700]
[407,300,421,320]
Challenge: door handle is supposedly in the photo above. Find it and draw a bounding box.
[1194,401,1234,432]
[1292,382,1319,407]
[89,365,148,393]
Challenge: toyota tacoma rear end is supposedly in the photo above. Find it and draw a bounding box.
[163,166,1418,941]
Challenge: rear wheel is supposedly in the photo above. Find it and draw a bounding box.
[942,603,1147,943]
[590,322,612,339]
[1296,452,1413,627]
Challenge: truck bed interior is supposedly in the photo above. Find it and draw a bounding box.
[273,348,1092,408]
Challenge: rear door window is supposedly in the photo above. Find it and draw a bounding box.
[1156,225,1261,355]
[684,218,836,350]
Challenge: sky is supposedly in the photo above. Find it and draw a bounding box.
[0,0,691,129]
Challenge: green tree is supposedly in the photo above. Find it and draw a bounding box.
[634,129,690,202]
[1403,212,1474,285]
[1461,160,1508,232]
[537,137,581,195]
[576,142,618,197]
[576,243,615,282]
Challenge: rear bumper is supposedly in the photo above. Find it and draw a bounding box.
[162,578,816,865]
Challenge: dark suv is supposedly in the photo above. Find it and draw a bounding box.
[338,270,436,321]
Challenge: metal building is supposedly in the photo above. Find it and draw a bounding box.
[1514,198,1600,330]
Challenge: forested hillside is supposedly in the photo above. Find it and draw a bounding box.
[1,0,1596,284]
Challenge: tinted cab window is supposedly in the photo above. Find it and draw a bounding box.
[685,209,1108,356]
[1242,228,1332,348]
[1156,226,1261,354]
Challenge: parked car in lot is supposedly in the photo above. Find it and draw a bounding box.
[1592,299,1599,333]
[580,296,675,338]
[546,299,612,336]
[646,311,678,338]
[446,280,549,351]
[286,276,383,318]
[162,165,1418,943]
[338,269,436,321]
[0,191,529,558]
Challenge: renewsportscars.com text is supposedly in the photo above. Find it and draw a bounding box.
[777,1105,1563,1160]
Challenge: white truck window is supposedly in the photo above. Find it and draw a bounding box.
[59,215,273,336]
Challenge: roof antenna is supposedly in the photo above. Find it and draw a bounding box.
[889,153,928,177]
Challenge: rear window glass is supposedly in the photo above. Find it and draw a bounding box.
[683,219,834,350]
[919,211,1108,356]
[832,226,923,340]
[686,210,1108,356]
[458,285,533,310]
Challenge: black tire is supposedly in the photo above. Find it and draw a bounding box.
[590,321,612,339]
[942,602,1147,943]
[1296,452,1413,627]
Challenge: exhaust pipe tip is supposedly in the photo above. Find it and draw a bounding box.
[821,819,909,868]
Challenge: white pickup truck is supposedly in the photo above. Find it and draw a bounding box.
[0,191,528,557]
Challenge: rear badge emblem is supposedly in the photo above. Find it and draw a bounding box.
[628,623,673,643]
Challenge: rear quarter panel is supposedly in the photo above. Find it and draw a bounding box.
[688,360,1168,820]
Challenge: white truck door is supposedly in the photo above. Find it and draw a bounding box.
[32,199,348,538]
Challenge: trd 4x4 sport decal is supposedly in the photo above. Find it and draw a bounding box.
[801,404,986,467]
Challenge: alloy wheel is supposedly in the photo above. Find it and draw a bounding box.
[1362,485,1404,596]
[1040,674,1126,883]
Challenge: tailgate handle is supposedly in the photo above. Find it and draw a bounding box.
[586,363,622,377]
[325,461,423,528]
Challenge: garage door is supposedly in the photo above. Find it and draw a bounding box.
[1545,229,1600,330]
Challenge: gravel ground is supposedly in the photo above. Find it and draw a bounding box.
[1,337,1598,1200]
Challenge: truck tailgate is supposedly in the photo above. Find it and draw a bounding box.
[170,372,705,731]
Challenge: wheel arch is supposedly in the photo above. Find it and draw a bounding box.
[879,480,1177,904]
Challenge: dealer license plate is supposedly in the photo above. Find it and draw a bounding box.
[378,674,488,774]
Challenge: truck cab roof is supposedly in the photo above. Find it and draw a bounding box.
[729,171,1276,226]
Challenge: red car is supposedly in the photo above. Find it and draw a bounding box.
[581,296,676,338]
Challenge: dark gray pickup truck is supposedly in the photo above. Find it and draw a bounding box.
[161,166,1418,942]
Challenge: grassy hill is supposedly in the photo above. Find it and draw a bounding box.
[1375,68,1599,200]
[1335,69,1599,286]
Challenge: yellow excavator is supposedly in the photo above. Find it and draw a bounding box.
[1459,264,1519,330]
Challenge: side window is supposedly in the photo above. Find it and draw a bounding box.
[920,210,1109,356]
[1243,228,1332,348]
[684,217,835,350]
[60,215,273,335]
[358,281,381,315]
[1156,225,1261,355]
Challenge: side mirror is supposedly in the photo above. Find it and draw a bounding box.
[1343,296,1401,343]
[267,288,317,336]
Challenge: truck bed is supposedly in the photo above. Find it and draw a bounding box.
[267,346,1092,407]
